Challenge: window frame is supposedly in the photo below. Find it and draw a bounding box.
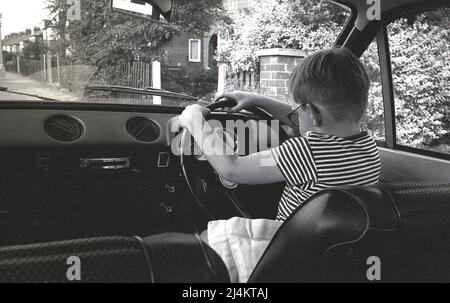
[377,11,450,161]
[376,27,395,149]
[188,39,202,63]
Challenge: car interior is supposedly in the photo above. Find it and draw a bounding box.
[0,0,449,283]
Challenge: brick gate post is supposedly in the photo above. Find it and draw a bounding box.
[256,48,306,103]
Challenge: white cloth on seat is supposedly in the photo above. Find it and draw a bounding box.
[206,217,282,283]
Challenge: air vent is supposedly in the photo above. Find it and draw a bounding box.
[44,115,83,142]
[126,117,161,143]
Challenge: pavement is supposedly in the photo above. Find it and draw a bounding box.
[0,72,81,102]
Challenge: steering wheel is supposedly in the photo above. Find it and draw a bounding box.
[180,99,288,221]
[205,99,274,120]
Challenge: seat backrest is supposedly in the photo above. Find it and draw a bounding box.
[0,233,229,283]
[248,182,450,283]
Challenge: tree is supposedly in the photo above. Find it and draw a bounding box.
[22,41,46,60]
[46,0,228,86]
[219,0,348,73]
[47,0,70,64]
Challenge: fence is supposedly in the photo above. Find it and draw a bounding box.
[6,55,56,83]
[124,60,153,89]
[6,54,155,91]
[226,70,259,92]
[5,53,210,105]
[19,57,47,82]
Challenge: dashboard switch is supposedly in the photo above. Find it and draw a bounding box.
[157,152,170,168]
[160,202,173,214]
[36,154,51,173]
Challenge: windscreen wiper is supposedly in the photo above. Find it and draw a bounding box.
[0,87,59,102]
[85,85,198,101]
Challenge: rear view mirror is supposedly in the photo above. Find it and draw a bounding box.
[111,0,174,23]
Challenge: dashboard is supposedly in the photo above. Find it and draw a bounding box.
[0,102,286,246]
[0,109,170,147]
[0,106,280,150]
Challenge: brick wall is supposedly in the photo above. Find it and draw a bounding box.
[257,48,306,103]
[165,32,204,68]
[164,31,215,74]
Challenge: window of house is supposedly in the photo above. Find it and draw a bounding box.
[361,39,385,143]
[189,39,202,62]
[387,8,449,156]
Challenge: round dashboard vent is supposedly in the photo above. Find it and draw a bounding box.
[126,117,161,143]
[44,115,83,142]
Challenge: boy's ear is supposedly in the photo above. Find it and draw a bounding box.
[308,104,322,127]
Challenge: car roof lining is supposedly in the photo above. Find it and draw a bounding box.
[332,0,449,56]
[334,0,449,28]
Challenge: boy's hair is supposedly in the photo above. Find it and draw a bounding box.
[288,47,370,123]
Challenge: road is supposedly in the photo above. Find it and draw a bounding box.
[0,72,81,101]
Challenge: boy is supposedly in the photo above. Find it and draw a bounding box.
[179,47,381,222]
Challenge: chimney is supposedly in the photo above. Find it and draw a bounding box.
[26,29,32,36]
[33,27,41,35]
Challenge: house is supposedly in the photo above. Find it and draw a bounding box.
[160,0,254,97]
[2,26,52,54]
[1,30,32,72]
[1,26,56,75]
[29,27,44,43]
[164,0,253,71]
[1,30,32,53]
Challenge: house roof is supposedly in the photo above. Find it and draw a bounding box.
[2,33,31,46]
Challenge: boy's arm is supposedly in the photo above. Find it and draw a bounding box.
[200,129,285,185]
[180,105,285,185]
[204,144,284,185]
[216,91,294,127]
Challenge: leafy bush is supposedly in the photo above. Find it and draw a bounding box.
[219,0,347,73]
[388,12,449,147]
[47,0,227,88]
[220,1,449,150]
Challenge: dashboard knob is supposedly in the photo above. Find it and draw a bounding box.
[165,184,176,193]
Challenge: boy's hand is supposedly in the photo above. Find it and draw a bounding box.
[179,104,211,132]
[216,91,295,129]
[215,91,263,113]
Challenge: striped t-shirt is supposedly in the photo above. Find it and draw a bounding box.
[272,131,381,221]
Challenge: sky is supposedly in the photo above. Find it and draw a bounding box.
[0,0,50,38]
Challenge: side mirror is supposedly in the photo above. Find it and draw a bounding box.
[111,0,174,23]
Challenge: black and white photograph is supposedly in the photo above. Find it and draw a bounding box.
[0,0,449,287]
